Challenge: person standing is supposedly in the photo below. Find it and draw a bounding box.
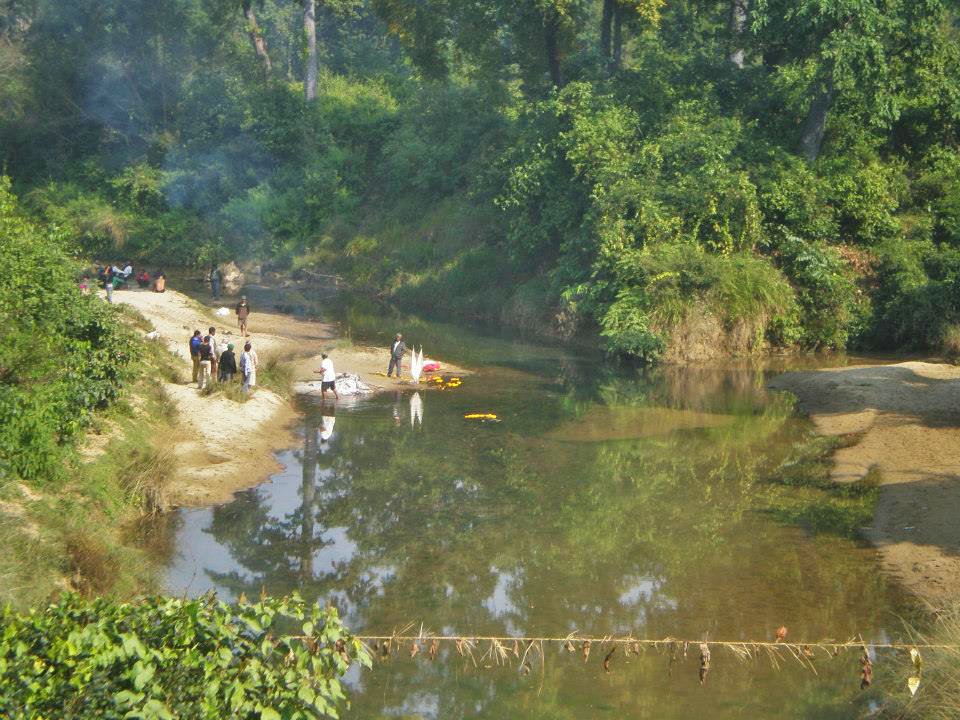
[189,330,202,383]
[197,335,214,390]
[103,267,114,303]
[314,353,339,401]
[219,343,237,382]
[153,270,166,293]
[208,326,219,382]
[236,296,250,337]
[387,333,406,378]
[210,265,223,301]
[239,341,258,393]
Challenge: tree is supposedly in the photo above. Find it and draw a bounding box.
[728,0,749,68]
[753,0,951,163]
[241,0,272,78]
[303,0,318,100]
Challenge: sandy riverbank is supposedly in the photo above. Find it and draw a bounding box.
[113,287,467,507]
[770,361,960,601]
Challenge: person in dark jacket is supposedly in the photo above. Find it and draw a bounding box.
[219,343,238,382]
[197,335,214,390]
[387,333,406,378]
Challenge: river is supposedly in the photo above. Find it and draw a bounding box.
[159,293,913,718]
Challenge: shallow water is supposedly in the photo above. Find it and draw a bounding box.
[160,300,911,718]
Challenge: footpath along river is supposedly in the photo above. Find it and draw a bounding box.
[157,295,917,718]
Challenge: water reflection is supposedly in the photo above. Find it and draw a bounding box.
[163,362,909,718]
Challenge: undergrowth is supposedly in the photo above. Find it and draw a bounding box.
[0,305,184,608]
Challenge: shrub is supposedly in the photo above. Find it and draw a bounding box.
[0,593,369,719]
[771,232,861,349]
[0,177,135,484]
[599,243,797,360]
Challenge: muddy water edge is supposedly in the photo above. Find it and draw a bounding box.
[149,285,921,719]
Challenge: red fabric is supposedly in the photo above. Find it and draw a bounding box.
[423,362,441,373]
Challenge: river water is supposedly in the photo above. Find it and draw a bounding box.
[160,295,913,718]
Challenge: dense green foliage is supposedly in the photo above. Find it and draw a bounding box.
[1,0,959,359]
[0,178,135,483]
[0,593,369,719]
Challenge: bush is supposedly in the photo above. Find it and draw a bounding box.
[0,593,370,719]
[772,232,861,349]
[0,177,135,484]
[599,243,797,360]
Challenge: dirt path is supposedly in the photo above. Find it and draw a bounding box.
[769,361,960,602]
[113,287,467,507]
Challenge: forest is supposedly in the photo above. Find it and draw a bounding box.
[1,0,959,361]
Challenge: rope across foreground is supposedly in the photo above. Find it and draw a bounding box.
[297,628,950,691]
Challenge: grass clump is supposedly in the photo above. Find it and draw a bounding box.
[755,432,880,538]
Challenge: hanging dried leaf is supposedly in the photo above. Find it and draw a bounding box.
[455,639,465,656]
[628,641,641,656]
[682,641,689,659]
[603,646,617,673]
[832,646,841,657]
[520,661,532,676]
[802,646,815,659]
[908,676,920,696]
[513,640,520,658]
[699,644,711,686]
[583,640,592,663]
[564,640,576,654]
[860,651,873,690]
[380,641,390,659]
[335,638,350,665]
[428,639,439,661]
[776,626,788,642]
[410,642,420,659]
[910,647,922,673]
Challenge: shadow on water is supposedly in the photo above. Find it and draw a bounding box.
[155,316,922,718]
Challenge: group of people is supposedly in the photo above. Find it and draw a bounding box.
[86,262,166,301]
[189,326,259,392]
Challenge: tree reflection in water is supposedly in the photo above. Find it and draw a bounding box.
[166,365,910,719]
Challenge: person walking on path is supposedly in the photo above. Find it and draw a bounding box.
[239,341,258,393]
[387,333,406,378]
[314,353,339,401]
[197,335,214,390]
[219,343,237,382]
[189,330,202,383]
[208,326,219,382]
[210,265,223,301]
[236,296,250,337]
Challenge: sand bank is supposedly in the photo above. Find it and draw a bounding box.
[113,287,467,507]
[770,361,960,601]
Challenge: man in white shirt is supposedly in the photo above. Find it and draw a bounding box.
[207,326,219,382]
[314,353,339,400]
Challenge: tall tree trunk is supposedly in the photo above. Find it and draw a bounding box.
[728,0,748,68]
[242,0,272,78]
[544,12,563,88]
[600,0,614,62]
[303,0,317,101]
[798,75,835,164]
[612,2,623,70]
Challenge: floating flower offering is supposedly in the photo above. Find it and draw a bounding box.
[426,375,463,390]
[464,413,497,420]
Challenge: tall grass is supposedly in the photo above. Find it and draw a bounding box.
[880,604,960,719]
